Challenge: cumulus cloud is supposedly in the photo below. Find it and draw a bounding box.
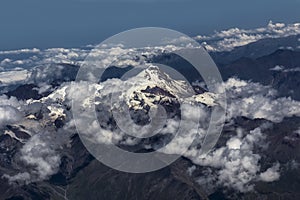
[0,70,29,85]
[0,105,22,128]
[222,78,300,123]
[190,127,267,192]
[3,172,31,184]
[34,83,53,94]
[0,95,22,108]
[0,95,23,128]
[166,87,282,193]
[259,163,281,182]
[2,131,69,184]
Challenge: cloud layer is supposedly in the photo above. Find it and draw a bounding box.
[196,21,300,52]
[2,66,300,192]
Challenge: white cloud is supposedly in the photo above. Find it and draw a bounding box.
[34,83,53,94]
[190,127,266,192]
[0,48,40,55]
[259,163,280,182]
[0,70,29,85]
[270,65,300,72]
[294,128,300,136]
[226,137,242,150]
[187,165,196,176]
[3,172,31,184]
[270,65,285,71]
[0,105,22,128]
[2,131,69,184]
[185,126,282,192]
[284,67,300,72]
[196,21,300,52]
[222,78,300,123]
[0,58,12,65]
[0,95,22,108]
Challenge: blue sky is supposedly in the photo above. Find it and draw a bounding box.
[0,0,299,50]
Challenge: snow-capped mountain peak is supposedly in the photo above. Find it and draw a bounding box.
[121,66,217,109]
[132,65,195,97]
[33,65,217,117]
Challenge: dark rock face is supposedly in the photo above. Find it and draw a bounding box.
[48,134,94,186]
[0,134,22,168]
[193,85,207,95]
[101,66,134,82]
[141,86,176,98]
[150,53,202,83]
[56,156,206,200]
[219,50,300,100]
[6,84,42,100]
[5,196,25,200]
[209,35,300,64]
[54,117,65,129]
[60,134,94,180]
[6,125,31,141]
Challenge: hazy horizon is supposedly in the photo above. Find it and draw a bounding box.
[1,0,299,50]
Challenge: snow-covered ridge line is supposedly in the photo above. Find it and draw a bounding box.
[195,21,300,52]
